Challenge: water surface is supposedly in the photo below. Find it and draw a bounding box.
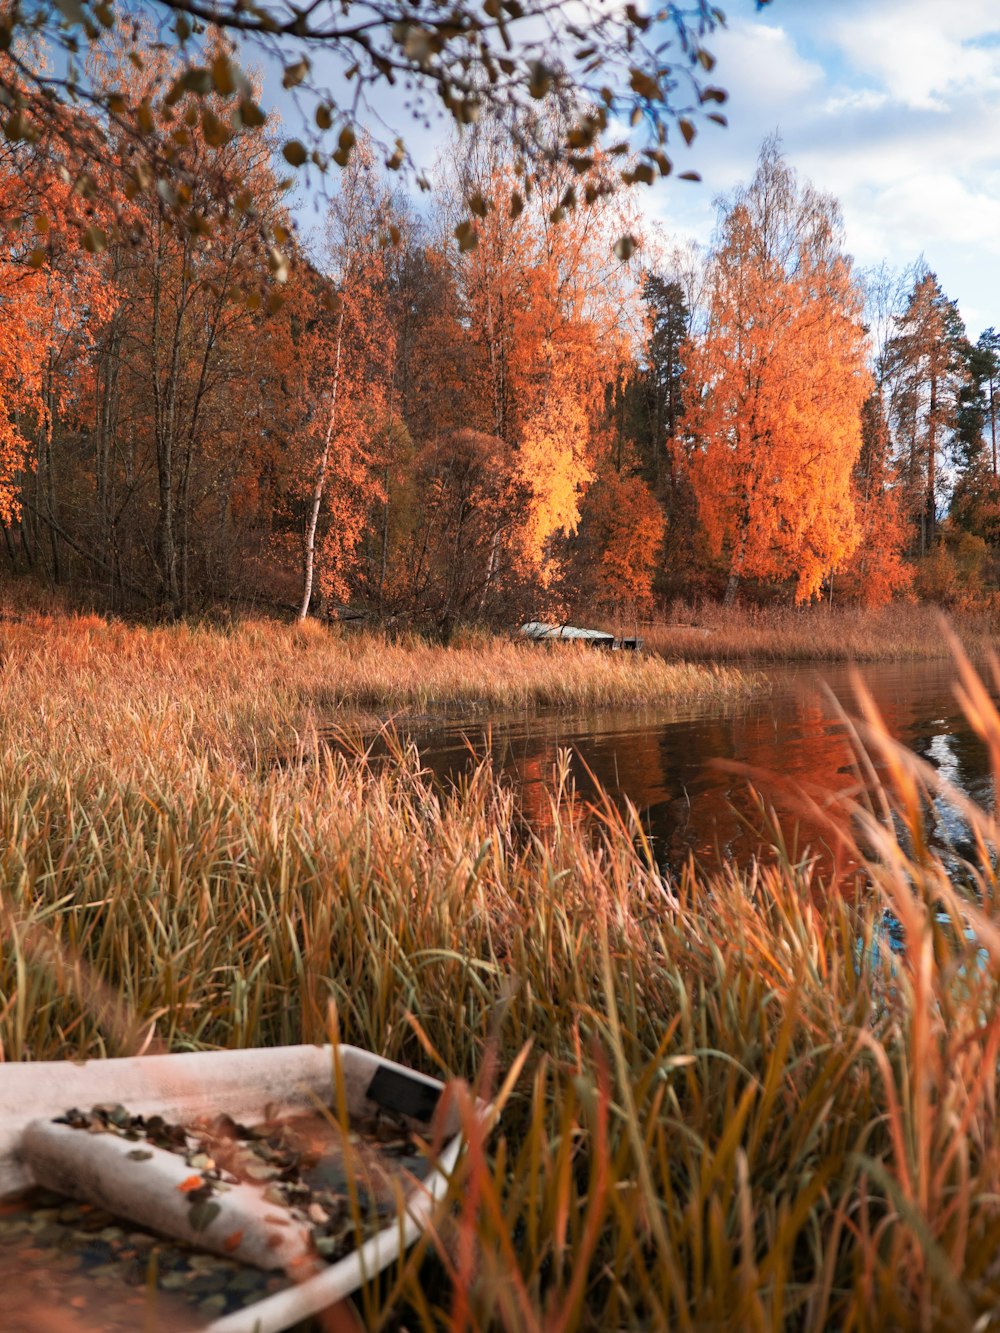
[397,658,994,874]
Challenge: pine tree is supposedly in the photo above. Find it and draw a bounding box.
[883,271,969,554]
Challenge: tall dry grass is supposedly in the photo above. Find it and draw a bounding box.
[643,601,999,662]
[2,617,1000,1328]
[0,615,759,755]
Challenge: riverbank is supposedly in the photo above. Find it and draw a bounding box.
[643,602,996,661]
[0,616,761,773]
[1,616,999,1327]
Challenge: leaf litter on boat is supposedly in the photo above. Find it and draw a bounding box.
[0,1100,434,1329]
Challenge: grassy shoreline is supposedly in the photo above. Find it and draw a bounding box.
[640,602,999,661]
[0,615,763,758]
[3,616,1000,1328]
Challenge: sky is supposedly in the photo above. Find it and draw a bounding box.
[649,0,1000,339]
[276,0,1000,339]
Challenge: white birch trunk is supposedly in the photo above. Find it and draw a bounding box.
[298,309,345,621]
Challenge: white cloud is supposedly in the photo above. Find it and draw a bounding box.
[643,0,1000,337]
[820,0,1000,110]
[717,18,825,107]
[271,0,1000,336]
[821,88,891,117]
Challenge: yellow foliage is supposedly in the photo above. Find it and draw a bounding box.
[686,145,870,602]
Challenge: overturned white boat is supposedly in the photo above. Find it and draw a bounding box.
[519,621,643,651]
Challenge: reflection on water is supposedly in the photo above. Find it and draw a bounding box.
[392,658,995,875]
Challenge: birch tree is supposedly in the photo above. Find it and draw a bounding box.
[685,140,870,604]
[297,143,397,618]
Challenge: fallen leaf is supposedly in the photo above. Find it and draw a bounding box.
[188,1199,222,1232]
[178,1175,204,1193]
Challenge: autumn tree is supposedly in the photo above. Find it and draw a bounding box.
[0,30,308,613]
[450,117,639,587]
[0,126,119,594]
[141,190,285,609]
[566,470,665,613]
[296,140,398,617]
[828,262,918,607]
[392,242,478,449]
[405,429,526,635]
[685,140,870,604]
[836,396,913,607]
[0,150,72,525]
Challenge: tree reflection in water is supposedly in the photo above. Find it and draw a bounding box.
[402,657,990,881]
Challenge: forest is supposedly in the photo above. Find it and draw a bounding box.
[1,22,997,630]
[9,9,1000,1332]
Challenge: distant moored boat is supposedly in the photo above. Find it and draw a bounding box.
[519,621,643,651]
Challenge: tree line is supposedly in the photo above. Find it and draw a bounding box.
[1,43,997,627]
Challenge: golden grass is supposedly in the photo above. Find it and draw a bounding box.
[2,615,1000,1328]
[643,601,999,662]
[0,616,760,773]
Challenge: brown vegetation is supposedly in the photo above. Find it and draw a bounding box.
[0,616,760,766]
[1,620,1000,1327]
[642,601,999,662]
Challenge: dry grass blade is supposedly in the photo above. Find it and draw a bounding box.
[2,617,1000,1328]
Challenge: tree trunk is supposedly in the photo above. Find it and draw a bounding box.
[723,504,750,607]
[298,308,345,621]
[95,249,124,578]
[40,413,61,584]
[479,526,501,615]
[150,227,192,614]
[378,464,390,611]
[927,368,937,545]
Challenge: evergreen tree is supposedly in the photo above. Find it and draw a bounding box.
[634,274,689,489]
[883,271,968,553]
[977,327,1000,475]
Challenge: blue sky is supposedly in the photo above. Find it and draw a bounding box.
[277,0,1000,339]
[648,0,1000,339]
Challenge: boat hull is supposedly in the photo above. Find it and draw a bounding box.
[0,1044,475,1333]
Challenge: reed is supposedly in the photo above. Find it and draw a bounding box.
[643,601,999,662]
[2,616,1000,1328]
[0,615,760,762]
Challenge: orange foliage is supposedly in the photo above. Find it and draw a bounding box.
[837,398,913,607]
[1,40,978,626]
[454,128,637,579]
[0,136,111,523]
[572,470,666,610]
[0,222,49,520]
[686,142,871,604]
[516,363,594,571]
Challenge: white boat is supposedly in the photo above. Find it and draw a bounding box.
[0,1044,482,1333]
[519,621,643,651]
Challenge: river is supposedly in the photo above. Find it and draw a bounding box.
[396,657,994,875]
